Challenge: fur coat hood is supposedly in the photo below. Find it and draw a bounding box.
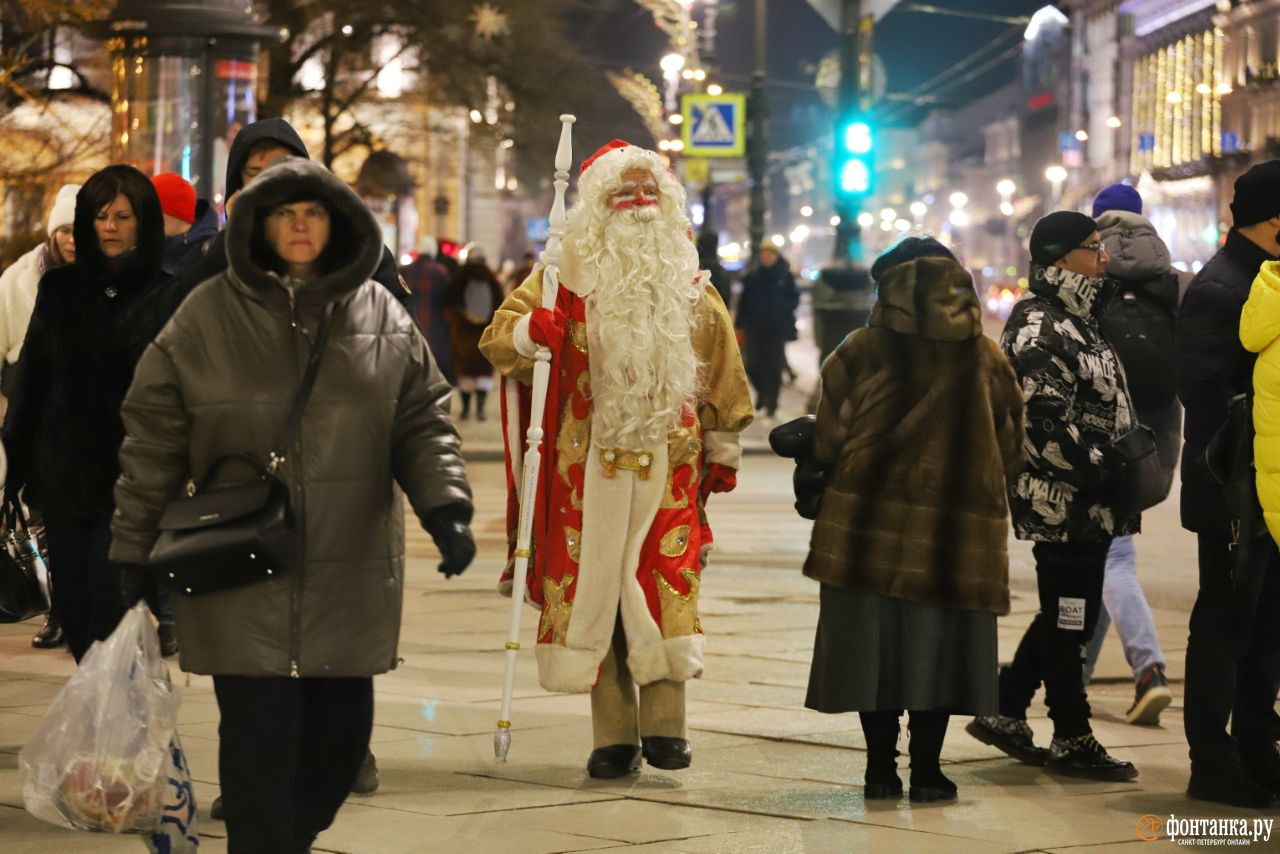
[1096,209,1172,282]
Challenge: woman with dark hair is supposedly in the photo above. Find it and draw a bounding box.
[2,164,179,662]
[800,236,1026,802]
[110,157,475,851]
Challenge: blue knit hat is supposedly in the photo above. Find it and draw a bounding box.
[1091,183,1142,218]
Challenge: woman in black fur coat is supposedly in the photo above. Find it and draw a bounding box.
[2,165,178,661]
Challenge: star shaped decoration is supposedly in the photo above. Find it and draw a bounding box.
[471,3,510,40]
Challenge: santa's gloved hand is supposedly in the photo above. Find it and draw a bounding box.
[528,307,567,348]
[699,463,737,501]
[424,503,476,578]
[118,564,149,607]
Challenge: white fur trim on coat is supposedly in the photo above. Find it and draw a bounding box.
[702,430,742,469]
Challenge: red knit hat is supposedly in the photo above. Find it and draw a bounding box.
[580,139,632,174]
[151,172,196,224]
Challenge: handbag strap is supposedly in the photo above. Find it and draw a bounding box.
[267,304,335,474]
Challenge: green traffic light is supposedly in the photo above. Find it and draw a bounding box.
[840,159,870,194]
[844,121,872,155]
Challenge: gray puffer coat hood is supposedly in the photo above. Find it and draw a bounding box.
[110,158,470,678]
[1096,209,1172,282]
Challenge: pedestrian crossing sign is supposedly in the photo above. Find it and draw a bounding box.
[682,93,746,158]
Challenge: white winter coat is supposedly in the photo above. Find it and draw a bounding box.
[0,243,51,368]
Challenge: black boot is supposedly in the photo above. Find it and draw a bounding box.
[908,711,957,802]
[32,612,64,649]
[459,391,472,420]
[859,711,902,799]
[476,389,488,422]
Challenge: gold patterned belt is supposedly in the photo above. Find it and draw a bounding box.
[600,448,655,480]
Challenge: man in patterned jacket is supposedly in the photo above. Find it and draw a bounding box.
[967,210,1141,781]
[480,140,752,778]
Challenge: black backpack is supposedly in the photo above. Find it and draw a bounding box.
[1098,272,1179,410]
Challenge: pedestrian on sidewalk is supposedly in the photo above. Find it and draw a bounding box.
[1078,183,1180,725]
[480,139,752,780]
[1177,160,1280,809]
[0,183,77,650]
[1,166,182,663]
[152,172,219,279]
[445,243,503,420]
[802,237,1025,803]
[400,235,456,384]
[968,210,1140,782]
[736,239,798,421]
[109,157,475,853]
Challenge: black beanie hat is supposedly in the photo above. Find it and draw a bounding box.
[1230,160,1280,227]
[1029,210,1098,266]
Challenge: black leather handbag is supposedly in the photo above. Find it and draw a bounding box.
[1105,424,1167,518]
[149,307,333,596]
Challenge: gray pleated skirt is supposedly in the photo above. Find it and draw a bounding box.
[806,583,998,715]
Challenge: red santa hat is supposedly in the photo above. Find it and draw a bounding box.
[577,139,666,198]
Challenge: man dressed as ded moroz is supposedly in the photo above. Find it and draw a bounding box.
[480,139,752,778]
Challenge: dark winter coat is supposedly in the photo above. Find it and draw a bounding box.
[169,118,413,314]
[2,171,183,518]
[109,158,471,678]
[1002,264,1140,543]
[159,199,220,277]
[1096,209,1183,487]
[737,257,799,340]
[1176,229,1275,535]
[402,255,455,383]
[804,257,1024,615]
[445,261,504,379]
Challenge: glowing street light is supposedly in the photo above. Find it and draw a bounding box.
[800,204,813,217]
[669,113,683,125]
[706,83,723,96]
[1106,115,1122,128]
[880,207,897,220]
[949,191,968,208]
[660,53,686,79]
[1044,165,1067,183]
[856,212,874,228]
[1074,129,1089,142]
[830,215,842,226]
[949,209,970,227]
[909,201,927,218]
[996,179,1016,197]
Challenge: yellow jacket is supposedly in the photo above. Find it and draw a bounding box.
[1239,260,1280,544]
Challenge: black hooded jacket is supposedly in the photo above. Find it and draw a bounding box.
[170,118,413,313]
[159,199,219,276]
[2,166,187,517]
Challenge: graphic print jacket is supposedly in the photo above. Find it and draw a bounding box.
[1001,264,1140,543]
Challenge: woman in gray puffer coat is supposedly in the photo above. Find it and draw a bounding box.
[110,157,474,852]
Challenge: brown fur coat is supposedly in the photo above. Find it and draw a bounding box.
[804,257,1025,615]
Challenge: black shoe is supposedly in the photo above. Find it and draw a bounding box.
[641,736,692,770]
[352,750,379,794]
[1046,734,1138,781]
[864,759,902,800]
[31,613,64,649]
[1188,764,1277,808]
[157,623,179,658]
[966,716,1048,766]
[909,768,957,803]
[210,795,224,820]
[1241,743,1280,798]
[588,744,642,778]
[1125,664,1171,725]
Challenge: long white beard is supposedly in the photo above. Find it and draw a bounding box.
[573,207,702,452]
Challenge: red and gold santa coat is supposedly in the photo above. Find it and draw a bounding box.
[479,268,752,693]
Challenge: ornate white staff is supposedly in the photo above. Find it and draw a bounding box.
[495,113,576,762]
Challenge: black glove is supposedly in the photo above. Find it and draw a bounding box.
[118,563,149,607]
[424,503,476,578]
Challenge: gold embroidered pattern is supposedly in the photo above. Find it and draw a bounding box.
[576,372,592,401]
[539,574,575,644]
[659,525,692,557]
[564,526,581,563]
[660,476,691,510]
[600,448,654,479]
[567,319,589,354]
[653,568,700,639]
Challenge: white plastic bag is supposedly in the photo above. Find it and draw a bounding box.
[19,602,197,849]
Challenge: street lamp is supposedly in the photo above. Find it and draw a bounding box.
[1045,164,1067,203]
[909,201,927,218]
[800,204,813,217]
[949,191,968,208]
[706,83,724,96]
[996,179,1016,197]
[660,52,686,79]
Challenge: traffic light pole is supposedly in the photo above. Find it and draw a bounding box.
[833,0,861,263]
[748,0,767,263]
